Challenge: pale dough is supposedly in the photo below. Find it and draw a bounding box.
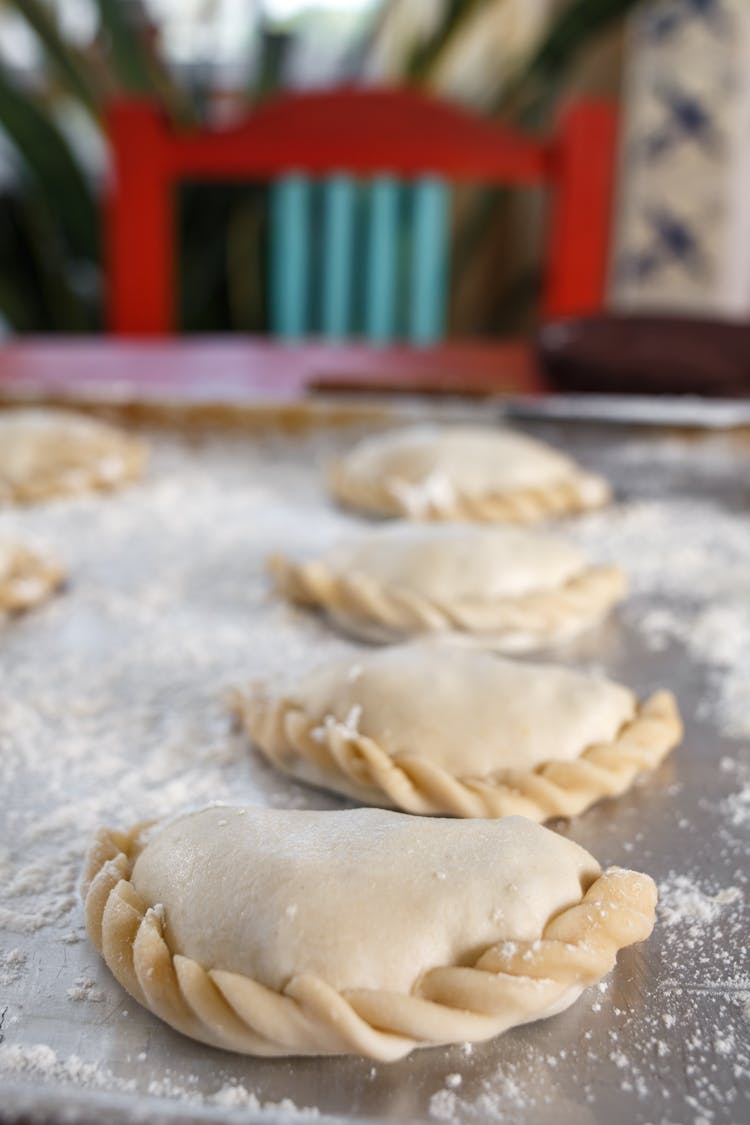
[0,408,147,503]
[270,523,627,649]
[82,806,657,1059]
[327,425,611,521]
[0,538,65,615]
[234,642,682,819]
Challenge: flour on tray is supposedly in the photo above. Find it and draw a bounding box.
[1,420,748,1124]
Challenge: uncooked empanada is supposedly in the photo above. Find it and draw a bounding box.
[82,806,656,1060]
[270,523,626,649]
[0,538,64,614]
[328,425,610,521]
[0,408,147,503]
[233,643,682,820]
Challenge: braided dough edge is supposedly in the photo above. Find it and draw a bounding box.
[0,434,147,504]
[233,688,682,820]
[327,460,611,523]
[82,822,657,1060]
[269,555,627,649]
[0,543,65,614]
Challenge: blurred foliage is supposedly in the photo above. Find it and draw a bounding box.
[0,0,643,335]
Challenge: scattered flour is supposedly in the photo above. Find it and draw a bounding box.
[210,1083,318,1115]
[722,783,750,829]
[391,471,456,516]
[429,1088,458,1121]
[0,949,27,987]
[573,495,750,740]
[0,420,748,1123]
[66,976,105,1003]
[0,1043,135,1093]
[428,1063,535,1122]
[658,876,743,933]
[572,496,750,602]
[0,1045,317,1116]
[311,703,363,744]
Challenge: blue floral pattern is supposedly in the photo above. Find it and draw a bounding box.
[611,0,749,313]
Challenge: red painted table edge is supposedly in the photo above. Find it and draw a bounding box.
[0,337,547,404]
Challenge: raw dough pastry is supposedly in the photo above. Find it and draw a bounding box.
[269,523,626,649]
[0,408,147,503]
[328,425,610,521]
[0,538,64,614]
[82,806,657,1060]
[233,644,682,820]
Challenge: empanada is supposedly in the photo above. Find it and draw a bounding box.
[328,425,610,521]
[0,408,147,503]
[270,523,626,649]
[82,806,656,1060]
[233,643,682,820]
[0,538,64,614]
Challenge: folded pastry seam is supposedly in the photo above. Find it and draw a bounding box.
[269,554,627,650]
[82,818,657,1061]
[233,687,682,821]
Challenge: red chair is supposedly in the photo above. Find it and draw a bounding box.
[106,86,617,338]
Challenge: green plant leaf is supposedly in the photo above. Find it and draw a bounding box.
[248,24,290,105]
[405,0,485,81]
[21,188,96,331]
[524,0,641,82]
[93,0,154,91]
[93,0,196,124]
[0,187,96,332]
[499,0,643,124]
[6,0,104,118]
[0,61,98,260]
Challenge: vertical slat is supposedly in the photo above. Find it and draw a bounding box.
[322,175,356,338]
[544,102,617,318]
[408,177,450,345]
[365,176,399,343]
[108,102,173,333]
[270,175,310,338]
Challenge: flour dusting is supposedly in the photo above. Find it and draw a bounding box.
[1,417,748,1123]
[658,876,742,931]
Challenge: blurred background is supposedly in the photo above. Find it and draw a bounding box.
[1,0,747,346]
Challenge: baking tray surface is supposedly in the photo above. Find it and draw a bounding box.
[1,398,748,1124]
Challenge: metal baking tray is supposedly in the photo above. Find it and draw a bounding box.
[1,395,748,1125]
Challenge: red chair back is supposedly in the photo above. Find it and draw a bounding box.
[106,86,617,335]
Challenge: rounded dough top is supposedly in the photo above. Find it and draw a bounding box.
[295,644,637,774]
[0,408,144,499]
[323,523,586,601]
[131,806,599,994]
[339,426,580,502]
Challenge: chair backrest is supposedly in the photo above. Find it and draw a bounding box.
[270,174,450,343]
[106,87,617,338]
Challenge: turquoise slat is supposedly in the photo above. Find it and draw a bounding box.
[322,176,356,338]
[408,177,450,345]
[270,176,310,339]
[365,177,399,343]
